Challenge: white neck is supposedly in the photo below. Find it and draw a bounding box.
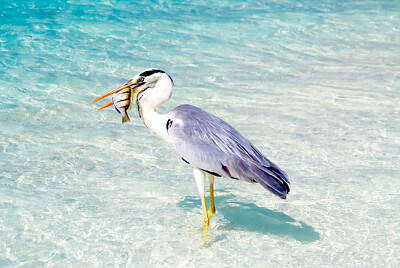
[137,74,173,143]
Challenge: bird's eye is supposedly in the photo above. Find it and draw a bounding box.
[138,77,145,82]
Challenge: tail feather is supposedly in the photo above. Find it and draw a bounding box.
[267,163,290,184]
[251,164,290,199]
[264,166,290,194]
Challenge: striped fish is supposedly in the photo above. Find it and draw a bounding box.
[112,87,132,123]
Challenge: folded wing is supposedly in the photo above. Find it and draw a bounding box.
[167,104,290,199]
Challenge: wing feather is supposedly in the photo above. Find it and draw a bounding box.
[167,104,290,198]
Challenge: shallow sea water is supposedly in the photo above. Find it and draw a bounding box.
[1,0,399,266]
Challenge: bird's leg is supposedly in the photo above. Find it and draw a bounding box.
[208,174,216,216]
[193,169,209,227]
[200,195,209,227]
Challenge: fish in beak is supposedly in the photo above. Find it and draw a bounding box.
[93,78,145,123]
[93,79,135,105]
[112,87,132,123]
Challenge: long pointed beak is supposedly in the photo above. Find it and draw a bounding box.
[97,100,114,111]
[92,79,135,104]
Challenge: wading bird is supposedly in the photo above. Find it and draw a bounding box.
[93,68,290,226]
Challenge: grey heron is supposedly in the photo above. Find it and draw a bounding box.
[93,68,290,227]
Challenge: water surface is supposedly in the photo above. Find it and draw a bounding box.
[1,0,399,266]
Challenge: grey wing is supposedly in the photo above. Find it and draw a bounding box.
[167,104,290,199]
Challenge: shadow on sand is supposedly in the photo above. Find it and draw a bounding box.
[178,192,320,243]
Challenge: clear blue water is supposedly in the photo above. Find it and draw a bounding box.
[1,0,399,266]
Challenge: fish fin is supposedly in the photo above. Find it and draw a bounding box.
[122,114,130,124]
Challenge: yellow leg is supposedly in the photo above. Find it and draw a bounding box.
[201,195,210,226]
[208,174,216,216]
[209,183,216,215]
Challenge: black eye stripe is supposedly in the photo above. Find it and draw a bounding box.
[139,69,174,84]
[139,69,165,77]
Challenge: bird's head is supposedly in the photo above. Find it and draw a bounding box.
[93,68,173,109]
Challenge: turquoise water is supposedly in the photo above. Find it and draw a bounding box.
[1,0,399,266]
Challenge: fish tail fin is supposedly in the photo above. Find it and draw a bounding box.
[122,114,130,124]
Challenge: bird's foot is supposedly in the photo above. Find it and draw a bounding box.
[202,217,210,240]
[207,207,216,218]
